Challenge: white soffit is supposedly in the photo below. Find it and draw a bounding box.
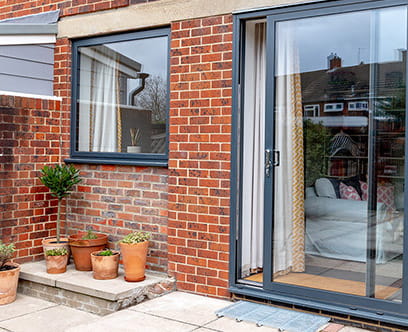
[0,34,56,45]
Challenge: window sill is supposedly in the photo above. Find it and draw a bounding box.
[64,157,168,167]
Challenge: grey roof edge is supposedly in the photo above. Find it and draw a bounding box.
[0,10,60,24]
[0,23,58,35]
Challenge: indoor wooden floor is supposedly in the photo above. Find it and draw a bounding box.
[245,272,400,300]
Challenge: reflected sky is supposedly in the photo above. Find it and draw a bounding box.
[108,36,167,78]
[283,5,407,73]
[104,36,168,100]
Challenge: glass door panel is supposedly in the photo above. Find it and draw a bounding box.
[272,5,406,301]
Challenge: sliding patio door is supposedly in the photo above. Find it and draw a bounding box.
[238,0,408,316]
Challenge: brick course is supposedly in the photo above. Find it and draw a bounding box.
[0,0,129,20]
[167,15,232,298]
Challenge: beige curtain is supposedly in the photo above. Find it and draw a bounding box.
[274,21,305,274]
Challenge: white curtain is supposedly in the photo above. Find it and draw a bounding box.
[274,21,304,274]
[241,22,266,277]
[91,56,119,152]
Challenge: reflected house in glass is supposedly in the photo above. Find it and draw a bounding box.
[301,51,406,178]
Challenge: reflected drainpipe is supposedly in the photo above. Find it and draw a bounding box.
[129,73,149,105]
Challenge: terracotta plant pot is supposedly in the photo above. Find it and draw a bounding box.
[91,250,119,280]
[0,262,20,305]
[119,241,149,282]
[42,237,70,258]
[45,255,68,274]
[69,233,108,271]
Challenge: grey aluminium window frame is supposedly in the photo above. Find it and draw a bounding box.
[68,27,170,167]
[230,0,408,326]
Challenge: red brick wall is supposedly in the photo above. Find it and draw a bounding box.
[168,15,233,297]
[0,95,62,263]
[67,164,168,272]
[0,0,129,20]
[0,1,234,298]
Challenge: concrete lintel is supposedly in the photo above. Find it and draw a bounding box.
[57,0,309,39]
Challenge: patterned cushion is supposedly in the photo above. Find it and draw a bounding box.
[359,181,368,201]
[359,181,395,212]
[377,185,395,212]
[340,182,361,201]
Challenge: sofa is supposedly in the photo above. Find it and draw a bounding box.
[305,178,403,264]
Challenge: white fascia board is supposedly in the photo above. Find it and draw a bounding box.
[0,34,56,45]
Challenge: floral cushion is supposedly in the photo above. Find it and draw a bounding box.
[340,182,361,201]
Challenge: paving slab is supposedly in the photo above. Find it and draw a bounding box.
[130,291,229,326]
[0,294,56,322]
[20,261,173,301]
[0,305,97,332]
[204,316,279,332]
[65,309,197,332]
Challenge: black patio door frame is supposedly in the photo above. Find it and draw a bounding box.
[229,0,408,326]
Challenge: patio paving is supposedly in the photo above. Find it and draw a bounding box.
[0,292,373,332]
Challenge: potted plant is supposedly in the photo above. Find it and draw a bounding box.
[0,241,20,305]
[90,249,119,280]
[69,229,108,271]
[39,164,81,255]
[44,248,69,274]
[119,231,151,282]
[127,128,142,153]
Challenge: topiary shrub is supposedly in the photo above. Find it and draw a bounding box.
[39,164,81,243]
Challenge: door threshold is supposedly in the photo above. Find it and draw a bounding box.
[229,285,408,329]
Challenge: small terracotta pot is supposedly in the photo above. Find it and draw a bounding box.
[91,251,119,280]
[69,233,108,271]
[42,237,70,257]
[45,255,68,274]
[119,241,149,282]
[0,262,20,305]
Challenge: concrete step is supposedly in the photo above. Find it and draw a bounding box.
[18,261,175,316]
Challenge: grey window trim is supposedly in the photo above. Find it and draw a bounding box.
[69,27,170,167]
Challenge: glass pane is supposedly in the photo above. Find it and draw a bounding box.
[273,6,406,301]
[76,36,168,154]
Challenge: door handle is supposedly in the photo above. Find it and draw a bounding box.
[273,150,280,167]
[265,149,272,177]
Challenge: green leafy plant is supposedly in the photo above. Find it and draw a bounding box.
[39,164,81,243]
[82,229,98,240]
[97,249,115,256]
[120,231,151,244]
[45,248,68,256]
[0,241,15,269]
[304,119,332,187]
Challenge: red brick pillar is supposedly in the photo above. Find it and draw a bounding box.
[168,15,233,298]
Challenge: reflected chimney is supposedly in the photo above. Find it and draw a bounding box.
[327,52,342,70]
